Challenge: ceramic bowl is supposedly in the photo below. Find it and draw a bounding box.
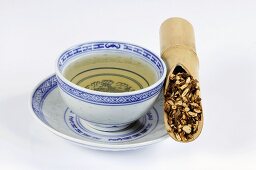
[56,41,167,131]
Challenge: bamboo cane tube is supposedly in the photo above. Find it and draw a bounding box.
[160,17,203,142]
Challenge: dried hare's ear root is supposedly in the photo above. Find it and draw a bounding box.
[160,17,203,142]
[164,72,203,142]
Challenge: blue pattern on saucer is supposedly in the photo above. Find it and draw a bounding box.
[31,75,167,150]
[32,75,160,142]
[31,75,57,125]
[64,107,159,142]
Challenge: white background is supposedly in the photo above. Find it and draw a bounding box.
[1,0,256,169]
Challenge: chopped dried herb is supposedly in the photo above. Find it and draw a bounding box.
[164,72,202,141]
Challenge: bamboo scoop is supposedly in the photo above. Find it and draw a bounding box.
[160,17,203,142]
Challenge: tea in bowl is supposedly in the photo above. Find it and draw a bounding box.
[56,41,167,131]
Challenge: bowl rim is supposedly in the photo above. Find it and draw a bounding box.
[55,41,167,97]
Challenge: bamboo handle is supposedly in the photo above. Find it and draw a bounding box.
[160,17,199,83]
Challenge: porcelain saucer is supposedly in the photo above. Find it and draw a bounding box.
[30,75,168,151]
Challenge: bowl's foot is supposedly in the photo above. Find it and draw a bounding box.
[79,119,132,132]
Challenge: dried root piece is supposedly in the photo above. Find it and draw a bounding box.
[164,72,203,142]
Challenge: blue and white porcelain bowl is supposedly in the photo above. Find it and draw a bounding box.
[56,41,167,131]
